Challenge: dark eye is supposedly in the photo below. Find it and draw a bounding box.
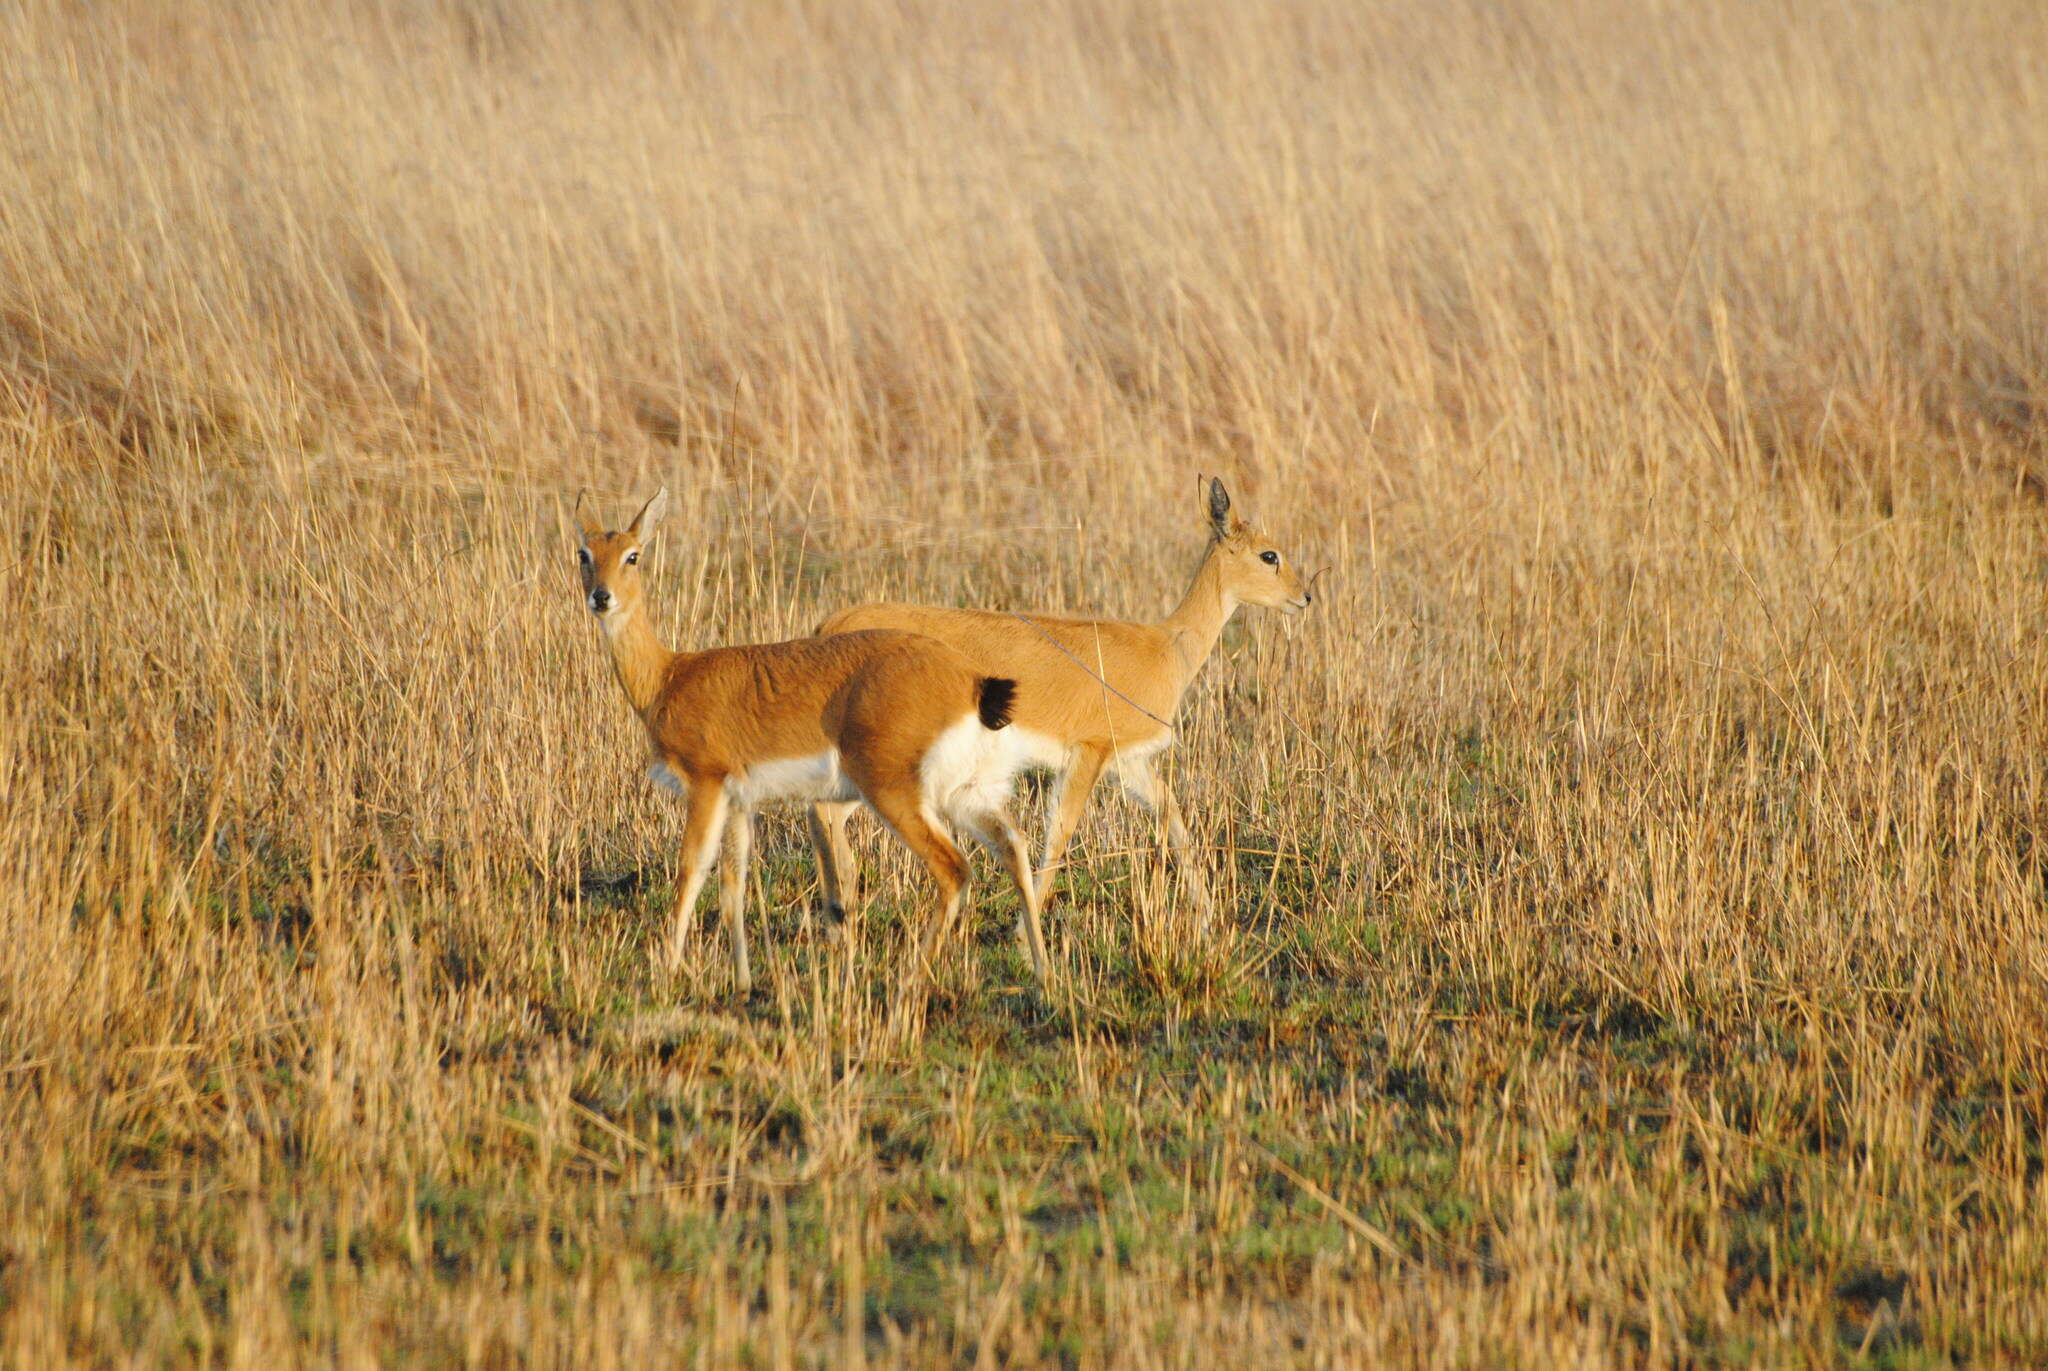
[576,548,591,565]
[1260,550,1280,566]
[624,550,639,566]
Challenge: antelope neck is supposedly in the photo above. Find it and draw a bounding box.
[600,602,678,719]
[1157,544,1238,696]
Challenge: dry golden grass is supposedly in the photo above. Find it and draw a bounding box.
[5,0,2048,1364]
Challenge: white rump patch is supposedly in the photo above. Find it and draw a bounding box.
[726,750,859,807]
[920,714,1033,823]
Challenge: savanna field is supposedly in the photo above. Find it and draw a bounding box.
[4,0,2048,1365]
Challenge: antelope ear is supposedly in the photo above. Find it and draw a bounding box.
[629,487,670,535]
[1207,477,1233,537]
[574,489,604,542]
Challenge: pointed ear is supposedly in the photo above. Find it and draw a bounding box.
[628,487,669,536]
[574,489,604,543]
[1207,477,1233,538]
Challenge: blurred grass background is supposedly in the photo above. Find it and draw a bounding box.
[3,0,2047,1364]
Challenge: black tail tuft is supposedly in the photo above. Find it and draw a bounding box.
[976,677,1018,731]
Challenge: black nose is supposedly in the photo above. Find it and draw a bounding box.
[590,588,611,610]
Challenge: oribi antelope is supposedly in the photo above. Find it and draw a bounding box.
[575,488,1050,990]
[811,478,1310,915]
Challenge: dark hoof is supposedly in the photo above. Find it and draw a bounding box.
[817,904,849,943]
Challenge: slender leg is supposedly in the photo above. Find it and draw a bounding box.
[958,808,1051,985]
[719,803,755,992]
[859,787,970,978]
[668,779,730,967]
[1115,759,1215,920]
[807,799,863,925]
[1035,744,1108,903]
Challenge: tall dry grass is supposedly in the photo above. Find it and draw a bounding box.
[4,0,2047,1364]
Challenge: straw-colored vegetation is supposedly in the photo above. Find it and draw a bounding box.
[5,0,2046,1365]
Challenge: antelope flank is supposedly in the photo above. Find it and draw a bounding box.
[575,488,1051,989]
[813,477,1311,916]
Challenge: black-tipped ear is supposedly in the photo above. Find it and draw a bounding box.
[1208,477,1232,536]
[574,489,604,542]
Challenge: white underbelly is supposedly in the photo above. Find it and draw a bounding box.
[725,749,860,807]
[648,753,861,806]
[1008,725,1173,771]
[1109,730,1173,765]
[1009,727,1078,772]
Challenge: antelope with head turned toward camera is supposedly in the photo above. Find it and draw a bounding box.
[574,488,1050,991]
[812,477,1310,917]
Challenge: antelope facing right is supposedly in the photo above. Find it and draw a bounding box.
[811,478,1310,918]
[575,488,1050,991]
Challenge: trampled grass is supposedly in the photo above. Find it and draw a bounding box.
[4,0,2047,1365]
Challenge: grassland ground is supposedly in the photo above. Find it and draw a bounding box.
[4,0,2048,1365]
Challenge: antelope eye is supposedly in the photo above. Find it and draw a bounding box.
[1260,550,1280,566]
[624,550,639,566]
[576,548,591,565]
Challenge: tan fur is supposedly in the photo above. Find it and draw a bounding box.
[812,479,1309,912]
[575,489,1048,991]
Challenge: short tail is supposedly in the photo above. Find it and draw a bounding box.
[976,677,1018,731]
